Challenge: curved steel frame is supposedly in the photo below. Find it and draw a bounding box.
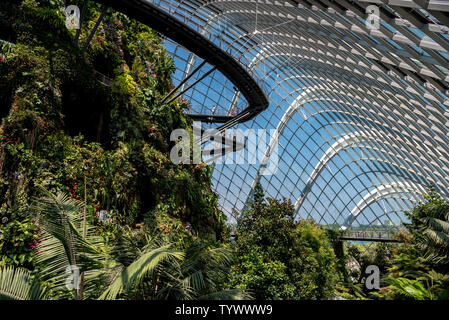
[343,181,424,228]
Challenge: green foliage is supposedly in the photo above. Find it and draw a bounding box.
[33,189,118,299]
[325,229,347,281]
[0,0,225,266]
[252,181,265,210]
[0,0,229,301]
[231,250,290,300]
[334,242,395,300]
[404,187,449,270]
[99,243,185,300]
[230,189,338,299]
[0,218,38,269]
[384,277,431,300]
[0,189,245,300]
[346,242,394,283]
[0,266,47,300]
[331,190,449,301]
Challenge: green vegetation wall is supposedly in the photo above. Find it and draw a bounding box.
[0,0,226,269]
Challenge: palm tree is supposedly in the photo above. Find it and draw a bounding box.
[385,277,432,300]
[385,270,449,300]
[380,189,449,300]
[154,241,249,300]
[0,190,249,300]
[420,210,449,266]
[100,239,249,300]
[32,190,114,299]
[99,238,185,300]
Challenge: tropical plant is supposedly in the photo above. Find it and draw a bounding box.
[373,188,449,300]
[405,188,449,270]
[0,189,248,300]
[99,241,184,300]
[0,266,46,300]
[99,232,249,300]
[32,189,119,299]
[384,277,431,300]
[0,218,38,269]
[0,0,235,302]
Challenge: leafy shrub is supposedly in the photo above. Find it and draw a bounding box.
[229,183,338,299]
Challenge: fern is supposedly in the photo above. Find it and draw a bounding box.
[385,277,431,300]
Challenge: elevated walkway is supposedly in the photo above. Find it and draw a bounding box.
[340,230,399,243]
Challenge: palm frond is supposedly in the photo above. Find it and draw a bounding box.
[99,245,184,300]
[422,229,449,248]
[423,217,449,234]
[179,243,234,298]
[385,277,430,300]
[33,190,111,298]
[0,267,46,300]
